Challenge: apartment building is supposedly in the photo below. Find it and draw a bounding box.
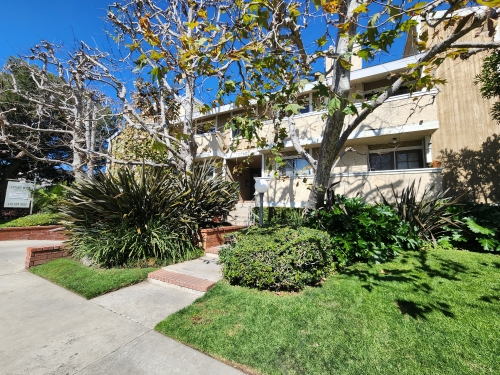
[109,9,498,225]
[191,18,499,225]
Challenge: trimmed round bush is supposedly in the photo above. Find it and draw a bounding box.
[219,226,334,291]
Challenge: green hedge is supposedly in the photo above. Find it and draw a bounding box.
[219,226,334,291]
[0,212,59,228]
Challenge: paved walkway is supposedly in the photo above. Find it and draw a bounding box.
[0,241,243,375]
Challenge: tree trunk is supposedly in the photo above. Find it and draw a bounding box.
[305,0,360,212]
[181,74,197,172]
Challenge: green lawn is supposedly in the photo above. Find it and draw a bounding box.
[30,258,156,299]
[157,248,500,375]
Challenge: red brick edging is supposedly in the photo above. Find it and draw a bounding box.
[148,269,216,292]
[25,245,68,269]
[200,225,244,252]
[0,226,66,241]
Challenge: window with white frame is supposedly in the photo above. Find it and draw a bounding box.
[368,142,424,171]
[279,157,312,176]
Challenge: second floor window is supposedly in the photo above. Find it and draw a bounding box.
[279,157,312,176]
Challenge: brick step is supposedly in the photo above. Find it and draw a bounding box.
[148,269,216,292]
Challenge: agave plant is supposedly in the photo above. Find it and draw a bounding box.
[379,179,466,243]
[60,163,238,267]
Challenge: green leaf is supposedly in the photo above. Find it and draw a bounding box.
[316,35,327,48]
[186,21,199,29]
[400,19,418,32]
[327,97,341,114]
[125,43,140,52]
[353,3,368,14]
[339,58,352,70]
[224,80,236,93]
[478,237,500,251]
[368,13,381,27]
[409,2,428,15]
[343,103,358,116]
[465,217,496,235]
[357,49,371,60]
[284,103,303,114]
[152,141,167,152]
[149,50,164,61]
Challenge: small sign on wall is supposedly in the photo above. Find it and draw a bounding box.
[4,181,34,208]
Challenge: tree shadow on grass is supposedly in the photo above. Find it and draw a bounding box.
[395,300,455,320]
[341,267,423,293]
[343,251,471,294]
[479,287,500,304]
[340,251,475,320]
[415,251,473,281]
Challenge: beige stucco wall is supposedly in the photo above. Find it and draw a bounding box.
[418,17,498,152]
[347,94,438,134]
[258,168,442,206]
[195,133,225,157]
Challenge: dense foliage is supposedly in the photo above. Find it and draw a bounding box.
[33,183,67,213]
[304,196,419,267]
[439,203,500,252]
[252,207,304,227]
[379,180,464,242]
[60,164,238,267]
[219,226,334,291]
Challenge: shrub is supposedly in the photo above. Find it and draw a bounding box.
[60,164,238,267]
[304,196,419,267]
[0,212,59,228]
[438,203,500,252]
[180,163,239,227]
[33,183,67,213]
[219,226,334,291]
[252,207,303,227]
[379,180,464,242]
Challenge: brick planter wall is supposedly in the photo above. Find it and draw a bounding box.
[25,245,68,269]
[0,226,66,241]
[200,225,245,253]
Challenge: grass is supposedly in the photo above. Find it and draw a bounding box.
[30,258,156,299]
[0,212,59,228]
[156,248,500,375]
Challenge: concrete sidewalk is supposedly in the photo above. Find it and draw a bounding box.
[0,241,243,375]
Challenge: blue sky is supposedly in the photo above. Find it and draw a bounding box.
[0,1,111,65]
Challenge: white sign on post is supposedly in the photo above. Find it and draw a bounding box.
[4,181,34,208]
